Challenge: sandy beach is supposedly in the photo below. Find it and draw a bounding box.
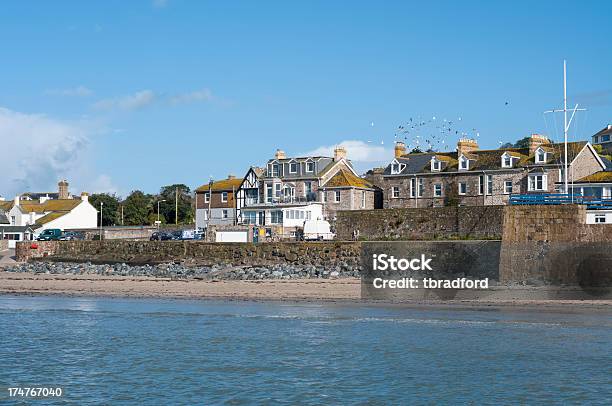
[1,272,612,309]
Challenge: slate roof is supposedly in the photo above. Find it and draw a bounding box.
[0,212,9,225]
[385,142,588,176]
[323,169,374,189]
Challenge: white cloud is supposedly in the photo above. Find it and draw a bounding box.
[45,86,93,97]
[0,107,116,198]
[304,140,393,175]
[93,90,156,111]
[89,174,121,196]
[170,88,214,104]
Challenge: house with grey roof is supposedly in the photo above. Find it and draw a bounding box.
[375,134,605,208]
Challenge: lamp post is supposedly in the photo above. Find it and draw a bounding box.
[157,199,166,228]
[99,201,104,240]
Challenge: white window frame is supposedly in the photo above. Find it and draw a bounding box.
[390,159,405,175]
[222,209,229,219]
[501,153,513,168]
[289,162,298,174]
[221,192,228,202]
[458,182,467,195]
[334,190,341,202]
[204,192,210,203]
[528,174,547,191]
[410,178,416,198]
[504,180,513,195]
[321,190,327,202]
[459,155,469,170]
[306,161,315,172]
[434,183,442,197]
[431,158,441,172]
[418,179,424,197]
[486,174,493,195]
[535,148,547,164]
[392,186,400,199]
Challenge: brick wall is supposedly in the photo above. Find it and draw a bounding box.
[335,206,504,240]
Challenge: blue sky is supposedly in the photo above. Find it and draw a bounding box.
[1,0,610,198]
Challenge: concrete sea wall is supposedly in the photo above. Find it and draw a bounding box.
[335,206,503,240]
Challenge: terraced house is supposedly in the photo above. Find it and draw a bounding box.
[378,134,605,208]
[236,147,378,236]
[194,175,243,228]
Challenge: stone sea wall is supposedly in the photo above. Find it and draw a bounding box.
[335,206,503,240]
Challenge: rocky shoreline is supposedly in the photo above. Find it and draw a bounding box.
[3,261,360,280]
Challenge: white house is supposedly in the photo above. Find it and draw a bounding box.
[0,181,98,242]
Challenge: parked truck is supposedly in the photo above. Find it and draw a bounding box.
[302,220,335,241]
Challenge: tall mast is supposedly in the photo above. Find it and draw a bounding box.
[564,60,568,195]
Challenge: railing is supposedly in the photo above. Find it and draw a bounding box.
[509,193,612,210]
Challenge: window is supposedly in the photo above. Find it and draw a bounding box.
[528,174,547,191]
[418,179,424,197]
[410,179,416,198]
[486,175,493,195]
[306,211,311,220]
[243,211,257,224]
[289,162,298,173]
[10,216,15,225]
[392,186,400,198]
[335,191,341,202]
[390,160,405,174]
[431,158,441,172]
[478,175,484,195]
[304,181,312,195]
[458,182,467,195]
[595,214,606,223]
[361,191,366,208]
[266,185,273,203]
[203,211,208,220]
[501,153,513,168]
[222,209,229,219]
[271,164,281,177]
[535,148,547,164]
[204,192,210,203]
[603,135,610,142]
[322,190,327,202]
[274,183,281,197]
[434,184,442,197]
[459,155,469,170]
[270,210,283,224]
[306,162,315,172]
[504,181,513,194]
[221,192,228,202]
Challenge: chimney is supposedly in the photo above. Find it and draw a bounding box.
[456,138,479,156]
[275,149,286,160]
[394,141,406,158]
[80,192,89,202]
[14,195,20,206]
[334,146,347,162]
[528,134,550,155]
[29,212,35,225]
[228,174,236,180]
[58,180,70,199]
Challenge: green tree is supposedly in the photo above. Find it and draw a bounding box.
[147,211,166,226]
[513,137,531,149]
[89,193,120,226]
[122,190,153,225]
[408,147,423,154]
[158,184,194,225]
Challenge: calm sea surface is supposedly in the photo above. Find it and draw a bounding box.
[0,295,610,405]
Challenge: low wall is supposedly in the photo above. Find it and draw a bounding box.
[0,240,8,251]
[499,205,612,287]
[335,206,503,240]
[16,240,362,268]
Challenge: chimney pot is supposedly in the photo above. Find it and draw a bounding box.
[456,138,479,155]
[394,141,406,158]
[334,146,347,161]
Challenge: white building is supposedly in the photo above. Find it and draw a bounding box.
[0,181,97,245]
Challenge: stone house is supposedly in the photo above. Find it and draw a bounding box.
[591,124,612,153]
[236,147,378,238]
[375,135,605,208]
[194,175,243,229]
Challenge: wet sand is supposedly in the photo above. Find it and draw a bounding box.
[1,272,612,310]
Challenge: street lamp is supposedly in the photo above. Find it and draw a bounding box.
[99,201,104,241]
[157,200,166,227]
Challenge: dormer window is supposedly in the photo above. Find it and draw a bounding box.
[289,162,298,173]
[459,155,469,170]
[306,161,315,172]
[431,158,442,172]
[390,159,405,175]
[535,148,547,164]
[501,152,513,168]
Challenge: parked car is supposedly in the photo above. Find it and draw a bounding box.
[37,229,63,241]
[60,231,85,241]
[150,231,173,241]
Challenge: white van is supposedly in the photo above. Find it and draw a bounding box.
[302,220,335,241]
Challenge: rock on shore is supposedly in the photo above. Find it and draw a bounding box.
[4,261,360,280]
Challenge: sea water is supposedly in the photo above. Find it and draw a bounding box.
[0,296,610,405]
